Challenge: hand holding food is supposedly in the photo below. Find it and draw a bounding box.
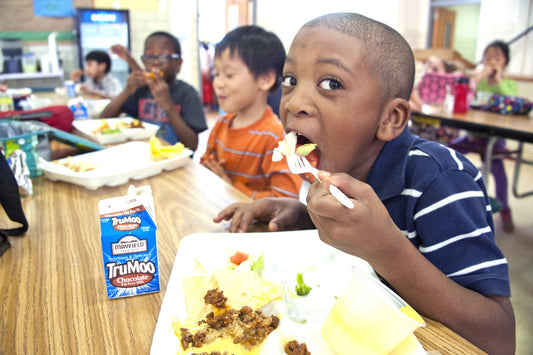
[143,70,164,80]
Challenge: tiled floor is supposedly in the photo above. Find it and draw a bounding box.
[472,149,533,354]
[198,109,533,352]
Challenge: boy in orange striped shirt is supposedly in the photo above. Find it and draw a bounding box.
[201,25,301,199]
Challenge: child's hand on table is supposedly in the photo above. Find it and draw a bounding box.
[201,153,231,184]
[214,197,312,233]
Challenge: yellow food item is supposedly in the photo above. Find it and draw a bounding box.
[296,143,317,157]
[399,304,424,324]
[149,136,184,161]
[91,119,110,134]
[143,71,164,79]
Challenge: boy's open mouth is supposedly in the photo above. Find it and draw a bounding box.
[296,133,320,174]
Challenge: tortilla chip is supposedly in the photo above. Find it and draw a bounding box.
[212,269,283,311]
[181,275,217,321]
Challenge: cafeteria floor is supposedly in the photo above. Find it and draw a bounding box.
[197,108,533,353]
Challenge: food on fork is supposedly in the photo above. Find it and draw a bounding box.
[273,132,319,182]
[273,132,316,162]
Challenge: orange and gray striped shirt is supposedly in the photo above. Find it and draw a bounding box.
[201,106,302,199]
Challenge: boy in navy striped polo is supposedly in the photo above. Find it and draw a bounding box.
[214,13,515,354]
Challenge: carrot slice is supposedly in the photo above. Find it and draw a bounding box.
[229,251,249,265]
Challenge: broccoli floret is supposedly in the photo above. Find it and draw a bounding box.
[295,272,312,296]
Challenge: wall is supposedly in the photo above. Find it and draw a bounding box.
[447,4,481,63]
[256,0,429,54]
[0,0,199,92]
[477,0,533,75]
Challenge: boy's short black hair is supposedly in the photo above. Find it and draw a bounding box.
[215,25,286,93]
[85,50,111,73]
[145,31,182,57]
[483,40,510,66]
[304,13,415,102]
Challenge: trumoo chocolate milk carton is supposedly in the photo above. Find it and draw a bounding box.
[98,185,160,298]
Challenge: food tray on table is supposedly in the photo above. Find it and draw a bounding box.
[73,117,159,145]
[38,141,192,190]
[150,230,426,355]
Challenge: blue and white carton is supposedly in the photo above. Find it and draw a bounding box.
[98,185,160,299]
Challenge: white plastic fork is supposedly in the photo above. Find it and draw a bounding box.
[288,155,355,209]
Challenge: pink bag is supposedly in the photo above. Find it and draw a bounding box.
[417,72,458,105]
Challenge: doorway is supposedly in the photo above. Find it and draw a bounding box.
[432,7,456,48]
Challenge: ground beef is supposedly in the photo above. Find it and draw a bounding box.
[284,340,311,355]
[181,305,280,351]
[204,288,227,308]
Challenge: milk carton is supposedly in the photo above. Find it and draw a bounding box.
[98,185,160,299]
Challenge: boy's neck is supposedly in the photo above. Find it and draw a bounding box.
[92,72,106,83]
[230,100,269,129]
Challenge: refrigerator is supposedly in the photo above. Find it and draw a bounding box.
[75,8,131,88]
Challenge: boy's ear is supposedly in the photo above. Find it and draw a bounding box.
[258,70,277,92]
[376,98,410,141]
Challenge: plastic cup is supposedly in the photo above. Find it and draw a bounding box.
[22,53,37,73]
[321,271,425,355]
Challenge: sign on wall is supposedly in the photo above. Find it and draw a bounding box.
[34,0,74,17]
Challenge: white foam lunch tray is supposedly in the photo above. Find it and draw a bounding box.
[38,141,192,190]
[73,117,160,145]
[150,230,425,355]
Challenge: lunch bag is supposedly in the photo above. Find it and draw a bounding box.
[0,105,74,132]
[0,151,29,257]
[478,94,533,115]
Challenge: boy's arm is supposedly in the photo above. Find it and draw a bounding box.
[235,170,301,200]
[307,172,515,355]
[110,44,143,72]
[146,77,201,150]
[100,71,145,118]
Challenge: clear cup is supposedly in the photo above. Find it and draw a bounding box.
[22,53,37,73]
[321,271,425,355]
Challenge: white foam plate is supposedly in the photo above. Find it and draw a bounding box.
[150,230,426,355]
[73,117,160,145]
[38,141,192,190]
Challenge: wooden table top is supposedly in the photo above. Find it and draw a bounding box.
[0,146,486,354]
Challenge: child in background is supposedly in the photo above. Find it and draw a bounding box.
[214,13,514,354]
[200,25,301,200]
[101,32,207,150]
[70,50,123,99]
[449,40,517,233]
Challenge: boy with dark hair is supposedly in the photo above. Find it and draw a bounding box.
[101,31,207,150]
[213,13,515,354]
[200,25,301,200]
[70,50,122,99]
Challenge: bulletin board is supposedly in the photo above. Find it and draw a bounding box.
[0,0,93,33]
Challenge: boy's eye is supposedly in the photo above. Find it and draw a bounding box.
[281,75,296,87]
[318,78,343,90]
